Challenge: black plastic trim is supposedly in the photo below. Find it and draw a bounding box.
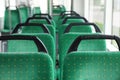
[53,5,64,8]
[64,23,101,33]
[60,13,80,19]
[68,35,120,53]
[12,23,50,33]
[62,17,88,24]
[60,11,78,16]
[0,35,48,53]
[26,17,51,24]
[33,13,52,19]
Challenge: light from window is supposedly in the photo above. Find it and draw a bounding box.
[89,0,105,32]
[112,0,120,48]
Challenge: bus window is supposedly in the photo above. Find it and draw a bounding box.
[0,0,5,17]
[31,0,48,13]
[89,0,105,32]
[53,0,71,11]
[112,0,120,48]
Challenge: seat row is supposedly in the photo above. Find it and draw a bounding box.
[0,5,120,80]
[54,10,120,80]
[0,6,57,80]
[1,6,41,34]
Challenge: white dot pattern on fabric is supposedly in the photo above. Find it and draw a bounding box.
[0,54,54,80]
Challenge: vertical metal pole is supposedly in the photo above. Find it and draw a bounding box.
[8,0,12,33]
[27,0,30,6]
[48,0,52,15]
[71,0,74,11]
[50,0,53,15]
[47,0,50,14]
[15,0,18,7]
[5,0,7,7]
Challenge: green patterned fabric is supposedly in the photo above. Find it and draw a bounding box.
[0,53,54,80]
[63,51,120,80]
[52,6,66,14]
[21,26,46,33]
[7,40,38,52]
[57,19,86,33]
[2,9,20,33]
[59,33,106,79]
[58,19,85,26]
[28,19,51,24]
[52,5,66,30]
[32,7,41,14]
[29,17,56,28]
[53,15,59,28]
[27,19,56,38]
[18,7,30,23]
[58,24,94,37]
[13,33,56,66]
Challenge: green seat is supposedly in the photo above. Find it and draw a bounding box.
[58,23,101,37]
[59,33,108,80]
[53,5,66,14]
[0,35,47,53]
[58,17,87,24]
[26,18,56,38]
[31,14,57,29]
[32,7,41,14]
[26,17,52,24]
[1,8,20,33]
[18,6,30,23]
[52,5,66,29]
[0,53,54,80]
[8,40,38,52]
[21,25,50,34]
[13,33,56,67]
[59,34,120,80]
[57,17,87,32]
[63,51,120,80]
[60,11,79,17]
[12,23,56,64]
[12,23,50,34]
[32,14,52,20]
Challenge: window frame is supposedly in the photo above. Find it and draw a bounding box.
[84,0,119,50]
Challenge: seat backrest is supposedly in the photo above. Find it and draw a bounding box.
[18,7,30,23]
[63,51,120,80]
[59,33,120,78]
[0,35,47,53]
[32,14,52,20]
[0,53,54,80]
[14,33,56,66]
[59,23,101,37]
[32,7,41,14]
[4,8,20,31]
[8,40,38,52]
[12,23,50,34]
[25,18,56,38]
[26,17,52,24]
[27,17,56,28]
[57,17,87,30]
[53,5,66,14]
[63,19,85,24]
[58,24,92,37]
